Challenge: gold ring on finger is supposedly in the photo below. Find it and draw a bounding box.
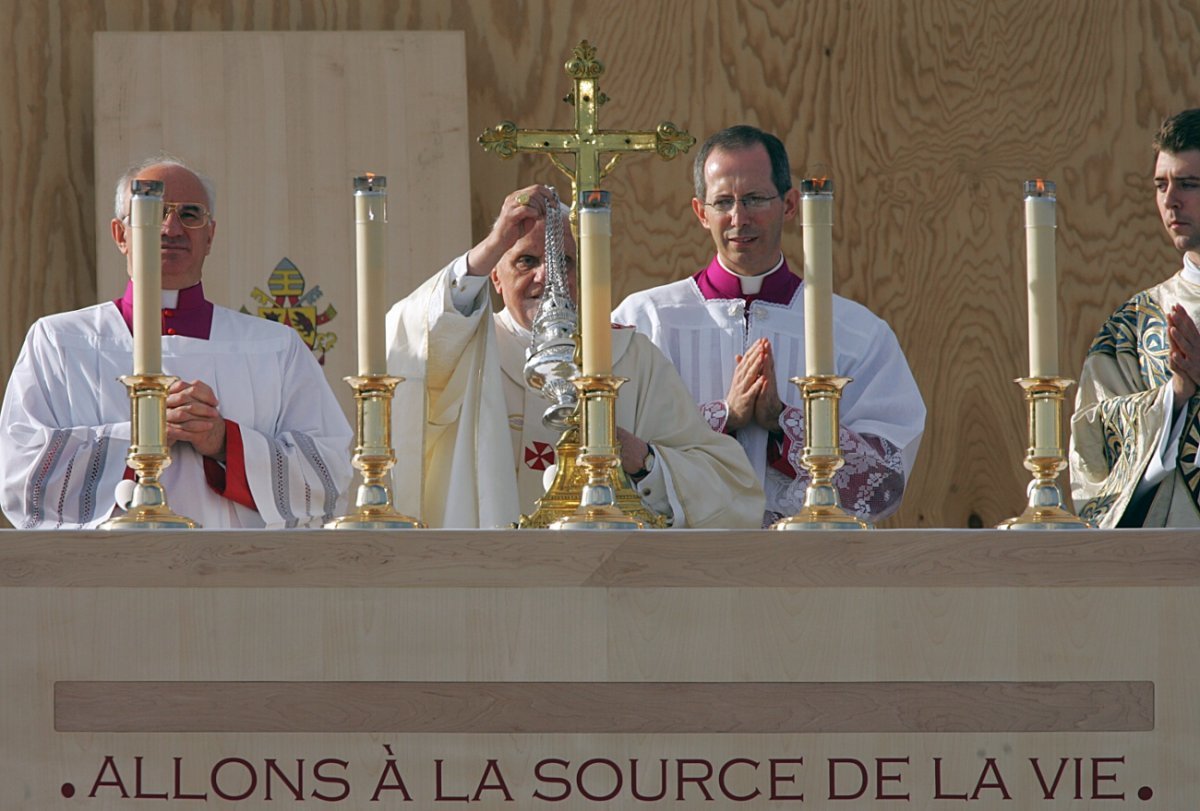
[516,193,530,206]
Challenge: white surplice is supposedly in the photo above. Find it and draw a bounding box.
[614,268,925,522]
[0,303,352,528]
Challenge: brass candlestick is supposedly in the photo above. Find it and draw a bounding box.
[772,375,871,531]
[547,376,653,530]
[326,375,424,529]
[99,375,198,529]
[998,377,1092,529]
[519,415,665,529]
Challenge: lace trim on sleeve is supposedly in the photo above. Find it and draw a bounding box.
[779,408,907,521]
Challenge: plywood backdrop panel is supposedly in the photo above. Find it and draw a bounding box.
[3,0,1198,527]
[93,31,472,419]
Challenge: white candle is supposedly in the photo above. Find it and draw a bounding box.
[579,190,612,376]
[802,178,835,376]
[1024,179,1058,378]
[130,179,164,376]
[354,175,387,376]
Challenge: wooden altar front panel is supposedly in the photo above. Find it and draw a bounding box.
[0,529,1193,809]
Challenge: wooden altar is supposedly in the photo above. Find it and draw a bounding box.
[0,529,1193,808]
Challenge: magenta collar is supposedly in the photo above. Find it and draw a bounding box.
[114,280,214,339]
[692,256,801,307]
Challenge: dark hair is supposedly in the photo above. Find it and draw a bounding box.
[1153,109,1200,155]
[693,125,792,200]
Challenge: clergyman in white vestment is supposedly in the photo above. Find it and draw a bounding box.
[1072,109,1200,527]
[0,157,352,528]
[385,185,764,529]
[614,126,925,526]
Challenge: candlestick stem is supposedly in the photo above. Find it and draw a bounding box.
[326,375,424,529]
[771,375,871,530]
[998,377,1092,529]
[547,376,653,530]
[99,375,198,530]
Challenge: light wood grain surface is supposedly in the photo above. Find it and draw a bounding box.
[93,31,472,420]
[0,529,1197,588]
[0,529,1190,808]
[3,1,1198,528]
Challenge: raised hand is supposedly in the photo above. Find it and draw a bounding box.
[466,184,558,276]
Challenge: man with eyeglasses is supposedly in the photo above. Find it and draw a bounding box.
[0,156,352,528]
[614,125,925,526]
[384,184,763,528]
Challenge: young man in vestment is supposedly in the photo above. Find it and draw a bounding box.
[613,125,925,526]
[1071,109,1200,527]
[0,157,352,528]
[384,186,764,529]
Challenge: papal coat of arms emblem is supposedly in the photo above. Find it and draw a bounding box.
[242,258,338,364]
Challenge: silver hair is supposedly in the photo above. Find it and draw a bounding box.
[112,154,217,221]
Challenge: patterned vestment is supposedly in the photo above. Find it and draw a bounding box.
[1071,270,1200,527]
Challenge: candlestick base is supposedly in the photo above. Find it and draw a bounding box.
[519,424,666,528]
[99,375,198,530]
[99,473,200,530]
[326,375,425,530]
[530,375,664,530]
[770,479,873,530]
[998,377,1092,530]
[997,480,1092,530]
[548,491,648,530]
[771,375,873,531]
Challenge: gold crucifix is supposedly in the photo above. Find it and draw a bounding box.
[478,40,695,211]
[479,40,693,530]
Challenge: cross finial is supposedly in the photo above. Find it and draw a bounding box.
[479,40,695,216]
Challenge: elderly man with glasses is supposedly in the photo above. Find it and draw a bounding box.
[614,125,925,526]
[384,184,764,529]
[0,156,352,528]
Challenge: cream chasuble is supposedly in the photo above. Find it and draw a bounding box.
[386,256,764,529]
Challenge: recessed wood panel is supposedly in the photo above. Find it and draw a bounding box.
[55,680,1154,734]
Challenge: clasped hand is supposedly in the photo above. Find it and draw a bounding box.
[725,337,784,433]
[165,378,226,460]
